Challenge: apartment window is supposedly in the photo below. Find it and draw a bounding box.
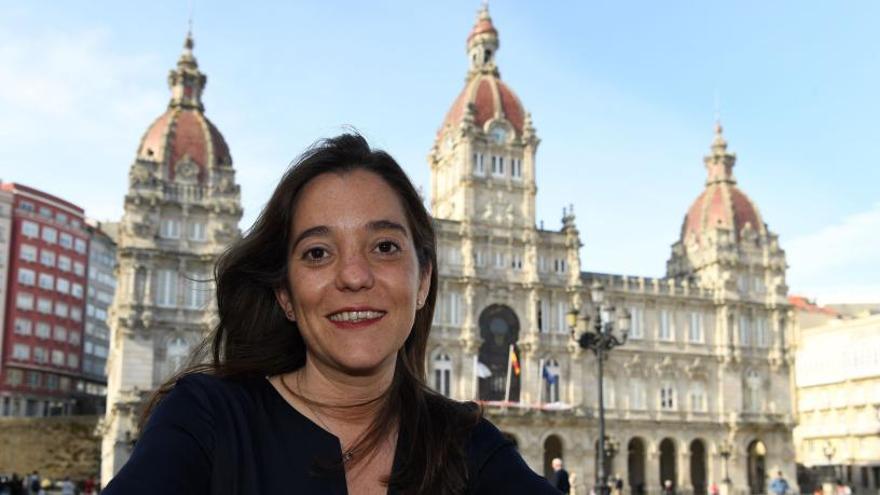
[17,268,36,286]
[160,218,181,239]
[51,350,64,366]
[70,307,82,322]
[38,273,54,290]
[74,238,87,254]
[71,283,84,299]
[26,371,41,388]
[156,269,178,307]
[472,153,485,175]
[46,374,59,390]
[58,255,71,271]
[14,318,33,336]
[59,232,73,249]
[55,212,68,224]
[40,250,55,267]
[22,220,39,238]
[39,206,51,218]
[510,253,523,270]
[56,278,70,294]
[35,322,51,339]
[658,309,672,341]
[12,344,30,361]
[42,226,57,244]
[660,384,675,410]
[689,311,704,343]
[5,369,23,386]
[68,331,81,345]
[19,200,35,212]
[67,354,79,369]
[33,347,48,364]
[20,244,37,262]
[54,302,68,318]
[629,307,644,339]
[53,325,67,342]
[188,221,207,241]
[16,292,35,310]
[433,353,452,397]
[73,261,85,276]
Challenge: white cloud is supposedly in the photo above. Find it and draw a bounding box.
[787,203,880,304]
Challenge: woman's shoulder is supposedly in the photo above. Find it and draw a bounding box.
[152,372,264,422]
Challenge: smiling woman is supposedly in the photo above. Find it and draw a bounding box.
[102,133,557,495]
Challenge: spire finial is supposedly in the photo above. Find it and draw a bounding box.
[703,121,736,185]
[168,26,206,110]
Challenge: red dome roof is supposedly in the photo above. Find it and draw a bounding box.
[441,75,525,136]
[681,184,764,244]
[136,108,231,183]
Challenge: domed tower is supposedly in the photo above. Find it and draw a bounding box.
[667,123,787,302]
[429,4,540,228]
[101,32,242,481]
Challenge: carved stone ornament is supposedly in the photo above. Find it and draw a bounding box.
[130,162,155,186]
[175,156,200,182]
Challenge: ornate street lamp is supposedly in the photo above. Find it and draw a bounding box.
[719,440,732,485]
[569,279,630,495]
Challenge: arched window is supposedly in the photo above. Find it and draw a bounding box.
[433,352,453,397]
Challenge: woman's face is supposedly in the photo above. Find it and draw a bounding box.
[275,169,431,376]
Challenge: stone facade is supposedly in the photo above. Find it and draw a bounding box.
[793,311,880,491]
[426,7,797,495]
[0,415,100,480]
[100,33,242,482]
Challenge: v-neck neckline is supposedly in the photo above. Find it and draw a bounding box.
[260,376,405,495]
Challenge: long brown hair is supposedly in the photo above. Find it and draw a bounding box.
[144,133,479,493]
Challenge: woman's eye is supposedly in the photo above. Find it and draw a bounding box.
[303,247,327,261]
[376,241,400,254]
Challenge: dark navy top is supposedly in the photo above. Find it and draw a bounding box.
[104,373,556,494]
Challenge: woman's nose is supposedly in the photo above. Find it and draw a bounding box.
[335,250,374,291]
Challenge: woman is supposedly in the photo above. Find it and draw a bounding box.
[104,134,557,494]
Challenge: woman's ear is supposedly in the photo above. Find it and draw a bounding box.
[274,288,296,321]
[416,262,432,309]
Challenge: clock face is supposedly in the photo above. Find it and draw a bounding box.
[490,126,507,144]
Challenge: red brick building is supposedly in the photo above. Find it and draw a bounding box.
[0,182,89,416]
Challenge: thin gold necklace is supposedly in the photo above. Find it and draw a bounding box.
[280,374,355,464]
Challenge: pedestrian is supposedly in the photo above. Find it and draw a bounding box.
[663,479,675,495]
[60,477,75,495]
[101,134,561,494]
[27,472,39,495]
[83,475,96,495]
[709,481,720,495]
[548,458,570,494]
[770,471,789,495]
[614,474,624,495]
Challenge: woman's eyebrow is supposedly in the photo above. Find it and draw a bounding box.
[367,219,407,235]
[291,225,330,248]
[291,220,404,249]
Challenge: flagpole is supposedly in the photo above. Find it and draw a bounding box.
[538,358,545,407]
[472,354,479,400]
[504,344,513,404]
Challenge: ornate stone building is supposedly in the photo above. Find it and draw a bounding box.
[100,33,242,481]
[426,7,797,494]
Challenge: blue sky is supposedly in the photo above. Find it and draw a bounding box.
[0,1,877,303]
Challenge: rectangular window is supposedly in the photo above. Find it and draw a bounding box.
[26,371,41,388]
[185,273,210,309]
[188,221,207,241]
[58,255,71,271]
[511,158,523,179]
[33,347,48,364]
[629,307,644,339]
[20,244,37,262]
[37,298,52,314]
[472,153,485,176]
[59,232,73,249]
[51,350,64,366]
[12,344,30,361]
[17,268,36,286]
[160,219,181,239]
[46,374,58,390]
[73,261,85,276]
[40,250,55,267]
[474,250,485,267]
[755,317,768,347]
[14,318,33,336]
[493,252,504,268]
[54,302,69,318]
[42,226,57,244]
[53,325,67,342]
[689,311,704,343]
[631,380,646,410]
[55,212,68,224]
[658,309,671,340]
[16,292,35,310]
[555,301,568,333]
[660,385,675,410]
[19,200,35,212]
[56,278,70,294]
[70,307,82,322]
[67,353,79,369]
[38,273,54,290]
[39,206,51,218]
[22,220,39,238]
[5,369,23,386]
[156,269,178,307]
[35,322,51,339]
[511,253,523,270]
[74,238,87,254]
[71,283,84,299]
[69,331,81,345]
[739,315,751,347]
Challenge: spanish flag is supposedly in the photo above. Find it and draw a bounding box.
[509,345,521,376]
